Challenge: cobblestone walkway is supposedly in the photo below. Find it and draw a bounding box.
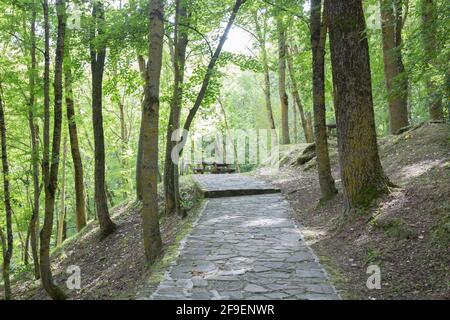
[150,174,339,300]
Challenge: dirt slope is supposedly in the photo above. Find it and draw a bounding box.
[257,123,450,299]
[1,177,201,300]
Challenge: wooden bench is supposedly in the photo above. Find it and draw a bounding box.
[191,162,236,174]
[211,163,236,174]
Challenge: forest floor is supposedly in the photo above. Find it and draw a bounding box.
[1,177,203,300]
[2,123,448,300]
[256,122,450,299]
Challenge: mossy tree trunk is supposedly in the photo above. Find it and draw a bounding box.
[328,0,393,209]
[380,0,409,134]
[141,0,164,265]
[311,0,337,200]
[39,0,67,299]
[277,17,290,145]
[0,83,13,300]
[164,0,188,216]
[65,43,87,232]
[26,0,40,279]
[421,0,443,121]
[90,0,116,237]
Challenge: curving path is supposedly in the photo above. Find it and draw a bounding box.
[150,174,339,300]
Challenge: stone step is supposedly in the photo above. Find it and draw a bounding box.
[193,174,281,198]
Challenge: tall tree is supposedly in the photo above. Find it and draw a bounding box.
[141,0,164,265]
[136,54,146,201]
[26,0,40,279]
[328,0,392,209]
[90,0,116,236]
[421,0,443,120]
[0,85,13,300]
[380,0,409,133]
[311,0,337,200]
[164,0,189,216]
[65,33,87,232]
[253,10,276,132]
[39,0,67,299]
[277,17,290,145]
[287,45,314,143]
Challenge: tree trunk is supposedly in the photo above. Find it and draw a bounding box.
[277,18,290,145]
[254,11,277,132]
[118,101,129,199]
[65,42,87,232]
[287,45,314,143]
[421,0,443,120]
[136,55,146,200]
[39,0,67,300]
[311,0,337,201]
[164,0,188,216]
[328,0,392,209]
[141,0,164,265]
[292,92,298,143]
[90,0,116,237]
[0,85,13,300]
[56,135,67,246]
[380,0,409,134]
[27,1,40,279]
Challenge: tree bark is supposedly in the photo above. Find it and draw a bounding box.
[380,0,409,134]
[27,0,40,279]
[141,0,164,265]
[118,100,129,199]
[90,0,116,237]
[39,0,67,300]
[254,11,277,132]
[421,0,443,120]
[136,55,146,200]
[277,18,290,145]
[164,0,188,216]
[0,85,13,300]
[65,41,87,232]
[311,0,337,201]
[56,135,67,246]
[287,45,314,143]
[328,0,392,209]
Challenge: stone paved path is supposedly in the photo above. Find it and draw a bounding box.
[150,174,339,300]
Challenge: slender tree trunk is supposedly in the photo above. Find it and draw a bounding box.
[56,136,67,246]
[254,11,276,132]
[311,0,337,200]
[0,86,13,300]
[90,0,116,237]
[136,55,146,200]
[39,0,67,300]
[292,92,298,143]
[328,0,393,209]
[380,0,409,134]
[27,0,40,279]
[118,101,129,199]
[182,0,246,133]
[287,45,314,143]
[421,0,443,120]
[164,0,188,216]
[277,18,290,145]
[65,42,87,232]
[305,112,314,143]
[141,0,164,265]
